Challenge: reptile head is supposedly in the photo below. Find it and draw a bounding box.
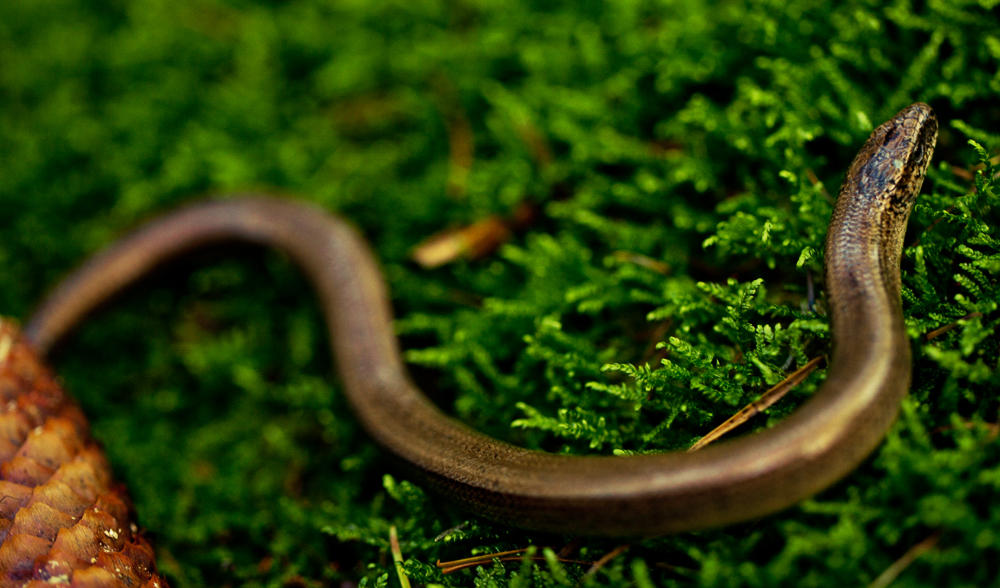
[848,102,938,216]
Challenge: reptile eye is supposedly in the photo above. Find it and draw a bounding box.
[882,127,898,146]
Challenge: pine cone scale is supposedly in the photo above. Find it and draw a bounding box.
[0,321,169,588]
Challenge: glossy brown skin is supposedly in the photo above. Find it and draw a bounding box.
[23,104,937,538]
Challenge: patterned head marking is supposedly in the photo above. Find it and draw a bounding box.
[847,103,938,215]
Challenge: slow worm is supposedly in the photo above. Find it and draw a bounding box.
[22,103,937,537]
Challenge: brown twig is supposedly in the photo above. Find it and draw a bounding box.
[584,544,630,577]
[654,561,697,576]
[411,201,539,268]
[950,153,1000,182]
[411,216,510,268]
[805,168,834,204]
[436,548,533,574]
[925,312,984,341]
[436,548,592,575]
[446,113,475,198]
[515,121,554,169]
[929,420,1000,441]
[688,356,825,451]
[867,530,942,588]
[648,139,683,158]
[430,74,474,199]
[612,251,671,275]
[389,526,412,588]
[330,93,408,136]
[949,165,975,181]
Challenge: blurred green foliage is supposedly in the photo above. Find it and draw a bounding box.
[1,0,999,586]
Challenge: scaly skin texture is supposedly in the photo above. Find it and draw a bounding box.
[10,104,936,544]
[0,321,169,587]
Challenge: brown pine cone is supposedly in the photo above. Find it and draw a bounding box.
[0,320,169,588]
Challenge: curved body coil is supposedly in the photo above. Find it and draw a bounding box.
[0,102,935,573]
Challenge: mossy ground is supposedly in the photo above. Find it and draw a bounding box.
[1,1,999,587]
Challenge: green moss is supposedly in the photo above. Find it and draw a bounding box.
[1,0,999,586]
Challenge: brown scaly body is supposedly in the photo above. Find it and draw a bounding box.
[0,101,935,574]
[0,321,168,587]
